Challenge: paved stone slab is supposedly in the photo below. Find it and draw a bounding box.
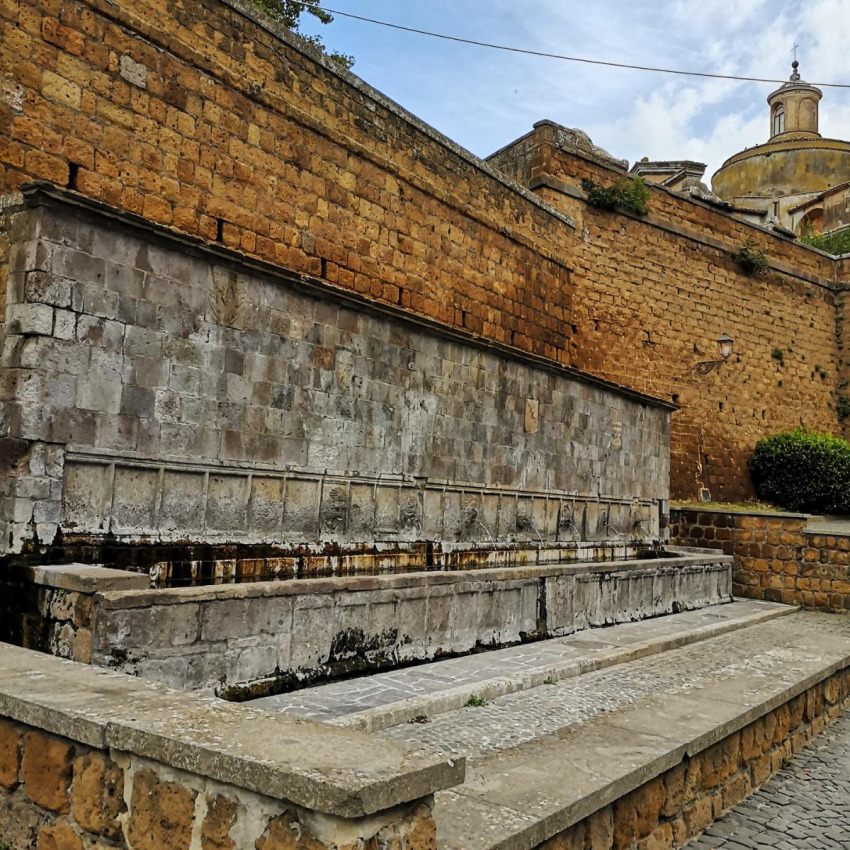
[254,600,792,729]
[684,710,850,849]
[373,612,850,850]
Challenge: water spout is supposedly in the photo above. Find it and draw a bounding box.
[604,522,624,542]
[477,520,495,545]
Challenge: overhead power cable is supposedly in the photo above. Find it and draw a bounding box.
[299,3,850,89]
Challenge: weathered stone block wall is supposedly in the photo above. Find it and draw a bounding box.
[85,554,731,694]
[0,193,670,555]
[534,667,850,850]
[0,644,456,850]
[489,122,843,502]
[670,508,850,612]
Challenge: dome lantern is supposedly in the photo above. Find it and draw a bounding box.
[766,61,822,140]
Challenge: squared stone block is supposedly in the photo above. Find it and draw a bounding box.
[206,474,248,533]
[159,471,205,534]
[348,484,376,538]
[281,479,320,539]
[289,595,335,671]
[62,461,111,534]
[109,467,158,534]
[248,476,284,534]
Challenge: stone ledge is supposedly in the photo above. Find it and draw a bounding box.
[94,552,733,610]
[671,507,810,520]
[0,644,464,818]
[8,563,149,593]
[322,601,796,732]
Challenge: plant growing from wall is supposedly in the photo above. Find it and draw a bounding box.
[734,239,769,275]
[581,175,650,216]
[771,348,785,365]
[749,429,850,513]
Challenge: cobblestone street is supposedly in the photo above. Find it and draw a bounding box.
[685,711,850,850]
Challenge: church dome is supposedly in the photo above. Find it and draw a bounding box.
[712,62,850,206]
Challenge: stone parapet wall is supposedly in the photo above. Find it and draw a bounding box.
[534,666,850,850]
[0,643,459,850]
[671,508,850,612]
[0,191,670,556]
[0,721,437,850]
[94,554,731,695]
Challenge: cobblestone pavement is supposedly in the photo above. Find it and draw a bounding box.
[379,613,850,760]
[253,601,786,721]
[684,711,850,850]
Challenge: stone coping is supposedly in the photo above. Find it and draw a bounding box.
[0,643,464,818]
[670,506,810,520]
[8,563,150,593]
[94,551,732,610]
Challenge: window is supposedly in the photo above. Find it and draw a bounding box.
[773,106,786,136]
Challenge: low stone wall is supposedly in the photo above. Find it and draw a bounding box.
[535,666,850,850]
[85,553,731,696]
[0,563,148,662]
[671,508,850,613]
[0,644,460,850]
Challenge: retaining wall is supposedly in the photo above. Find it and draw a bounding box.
[0,643,461,850]
[0,0,846,504]
[534,666,850,850]
[490,122,844,502]
[670,508,850,612]
[0,189,670,557]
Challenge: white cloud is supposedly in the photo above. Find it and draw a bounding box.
[302,0,850,181]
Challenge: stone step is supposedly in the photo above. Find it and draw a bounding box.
[253,600,795,730]
[374,611,850,850]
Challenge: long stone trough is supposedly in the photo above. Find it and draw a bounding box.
[5,549,732,697]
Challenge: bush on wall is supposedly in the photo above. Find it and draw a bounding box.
[749,429,850,514]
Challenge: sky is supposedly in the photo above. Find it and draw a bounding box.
[299,0,850,185]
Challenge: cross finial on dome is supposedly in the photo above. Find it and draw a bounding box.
[791,43,801,80]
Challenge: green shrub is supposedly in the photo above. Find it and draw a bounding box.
[799,223,850,256]
[581,175,649,216]
[749,429,850,513]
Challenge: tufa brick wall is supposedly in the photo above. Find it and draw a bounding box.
[0,0,847,500]
[670,508,850,612]
[0,720,438,850]
[489,122,844,501]
[0,0,573,362]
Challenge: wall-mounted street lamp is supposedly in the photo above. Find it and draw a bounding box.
[696,334,734,375]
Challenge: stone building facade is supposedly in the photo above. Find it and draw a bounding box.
[0,0,849,556]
